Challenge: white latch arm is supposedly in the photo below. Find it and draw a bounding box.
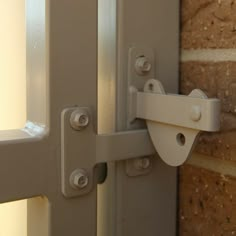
[128,79,221,166]
[136,92,220,132]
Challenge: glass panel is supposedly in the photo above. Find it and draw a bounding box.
[0,0,27,235]
[0,0,26,130]
[0,1,48,235]
[0,200,27,236]
[0,197,49,236]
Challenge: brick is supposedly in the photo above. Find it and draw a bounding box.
[181,0,236,49]
[181,62,236,160]
[179,165,236,235]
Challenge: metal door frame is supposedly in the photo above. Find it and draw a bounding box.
[99,0,179,235]
[0,0,179,235]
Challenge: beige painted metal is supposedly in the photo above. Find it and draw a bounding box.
[0,1,187,236]
[96,130,155,163]
[135,79,220,166]
[138,80,220,132]
[97,0,117,235]
[61,107,156,197]
[62,78,220,194]
[0,0,98,235]
[115,0,179,235]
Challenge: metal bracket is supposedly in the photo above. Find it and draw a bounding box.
[61,79,220,197]
[129,79,220,166]
[127,47,156,129]
[61,47,220,198]
[61,108,155,198]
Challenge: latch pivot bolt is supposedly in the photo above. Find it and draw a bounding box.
[190,106,201,122]
[70,169,89,189]
[135,56,152,75]
[70,109,89,130]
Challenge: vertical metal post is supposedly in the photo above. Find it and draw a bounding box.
[116,0,179,235]
[97,0,117,235]
[26,0,98,235]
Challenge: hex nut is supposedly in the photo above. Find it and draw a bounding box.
[70,169,89,189]
[135,56,152,75]
[70,109,89,130]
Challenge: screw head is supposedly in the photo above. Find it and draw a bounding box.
[70,109,89,130]
[135,56,152,75]
[134,157,151,170]
[70,169,89,189]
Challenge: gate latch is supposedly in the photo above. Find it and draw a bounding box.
[61,79,220,197]
[128,78,220,166]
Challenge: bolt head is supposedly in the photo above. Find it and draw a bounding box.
[135,56,152,75]
[134,157,151,170]
[70,109,89,130]
[70,169,89,189]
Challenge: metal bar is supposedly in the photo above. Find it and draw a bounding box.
[96,130,155,163]
[0,141,48,203]
[116,0,179,235]
[26,0,47,125]
[137,92,220,131]
[97,0,117,235]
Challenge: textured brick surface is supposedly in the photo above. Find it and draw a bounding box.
[179,1,236,235]
[181,61,236,116]
[181,0,236,49]
[179,165,236,236]
[180,62,236,160]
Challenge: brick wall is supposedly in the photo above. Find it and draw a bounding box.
[179,0,236,235]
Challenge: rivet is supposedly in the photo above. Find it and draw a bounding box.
[190,106,201,121]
